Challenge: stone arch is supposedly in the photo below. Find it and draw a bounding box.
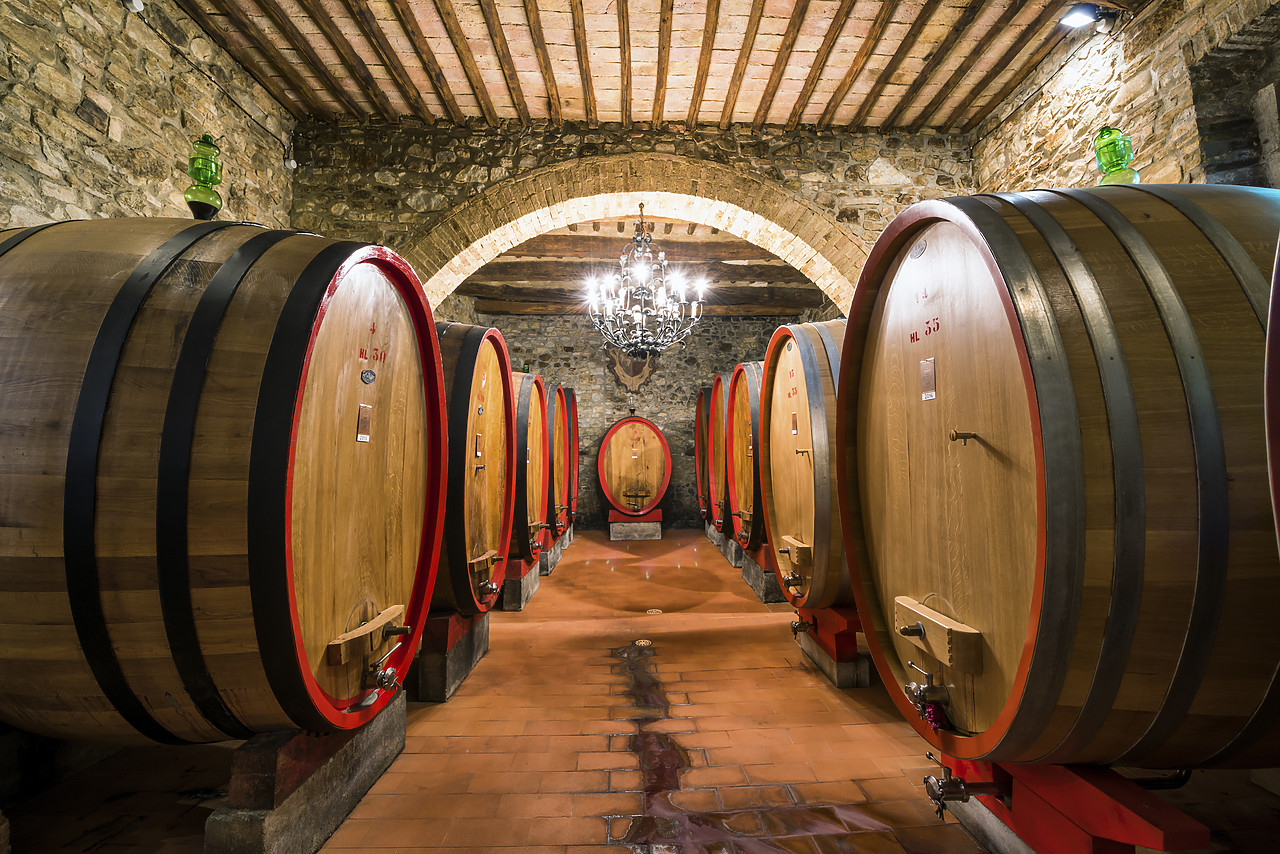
[399,153,866,313]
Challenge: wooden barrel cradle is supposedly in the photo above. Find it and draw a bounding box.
[565,386,581,525]
[726,362,767,549]
[0,219,447,744]
[597,416,671,515]
[546,383,571,538]
[433,323,517,615]
[759,320,850,609]
[836,185,1280,769]
[694,386,713,520]
[708,371,733,532]
[510,371,550,562]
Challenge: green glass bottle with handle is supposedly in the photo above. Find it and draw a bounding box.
[1094,126,1140,185]
[184,133,224,220]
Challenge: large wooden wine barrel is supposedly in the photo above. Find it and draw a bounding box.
[708,372,732,532]
[510,372,550,563]
[434,323,516,615]
[726,362,767,548]
[759,321,850,609]
[694,387,713,520]
[565,386,581,525]
[0,219,447,744]
[546,383,571,538]
[598,416,671,515]
[837,185,1280,768]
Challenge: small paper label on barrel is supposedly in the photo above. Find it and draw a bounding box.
[356,404,372,443]
[920,358,936,401]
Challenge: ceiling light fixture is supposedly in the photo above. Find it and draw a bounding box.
[1060,3,1119,33]
[587,204,706,359]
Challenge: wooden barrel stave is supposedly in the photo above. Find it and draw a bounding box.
[708,372,732,532]
[434,323,516,615]
[0,220,446,743]
[510,372,550,562]
[726,362,766,548]
[838,186,1280,769]
[759,321,849,609]
[598,416,671,516]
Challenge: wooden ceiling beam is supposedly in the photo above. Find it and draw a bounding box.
[292,0,399,120]
[908,0,1029,131]
[880,0,990,129]
[752,0,812,131]
[962,24,1069,132]
[463,260,810,285]
[387,0,465,123]
[569,0,599,127]
[475,300,810,316]
[462,284,824,311]
[618,0,632,127]
[432,0,500,126]
[785,0,855,131]
[937,3,1064,130]
[507,234,783,262]
[178,0,317,119]
[338,0,435,122]
[817,0,898,127]
[686,0,721,128]
[652,0,674,127]
[718,0,765,130]
[477,0,531,124]
[253,0,363,116]
[522,0,562,125]
[847,0,947,130]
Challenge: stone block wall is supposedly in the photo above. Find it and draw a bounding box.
[290,123,974,256]
[478,313,794,531]
[973,0,1280,191]
[0,0,294,228]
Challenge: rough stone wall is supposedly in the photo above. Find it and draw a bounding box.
[973,0,1280,191]
[478,312,792,531]
[0,0,294,228]
[290,123,974,254]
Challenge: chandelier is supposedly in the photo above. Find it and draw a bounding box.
[587,203,706,358]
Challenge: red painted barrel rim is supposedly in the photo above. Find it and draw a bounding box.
[547,384,570,536]
[724,363,757,545]
[528,373,550,557]
[284,245,447,729]
[597,415,672,516]
[758,325,804,607]
[834,200,1046,758]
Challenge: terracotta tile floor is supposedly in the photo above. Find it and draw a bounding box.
[322,530,980,853]
[8,529,1280,852]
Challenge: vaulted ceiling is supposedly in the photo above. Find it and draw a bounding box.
[175,0,1141,134]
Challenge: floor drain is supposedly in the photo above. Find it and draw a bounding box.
[646,609,663,615]
[633,639,653,647]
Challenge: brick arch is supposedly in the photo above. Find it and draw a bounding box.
[399,153,865,313]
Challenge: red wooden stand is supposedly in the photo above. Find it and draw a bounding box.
[609,509,663,523]
[796,605,862,663]
[943,756,1210,854]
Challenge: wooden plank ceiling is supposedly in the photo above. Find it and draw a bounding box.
[457,217,829,315]
[176,0,1143,134]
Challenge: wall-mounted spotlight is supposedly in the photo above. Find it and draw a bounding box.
[124,0,144,12]
[1061,3,1119,33]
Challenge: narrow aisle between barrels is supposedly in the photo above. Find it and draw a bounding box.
[322,530,977,853]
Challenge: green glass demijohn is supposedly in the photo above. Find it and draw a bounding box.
[1093,126,1140,185]
[184,133,224,220]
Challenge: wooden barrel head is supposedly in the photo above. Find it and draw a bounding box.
[510,372,550,561]
[838,186,1280,768]
[547,383,570,537]
[565,386,580,522]
[694,387,713,520]
[434,324,516,615]
[598,416,671,515]
[726,362,766,548]
[708,372,732,531]
[759,321,848,609]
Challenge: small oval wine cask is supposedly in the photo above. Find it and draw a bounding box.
[597,416,671,516]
